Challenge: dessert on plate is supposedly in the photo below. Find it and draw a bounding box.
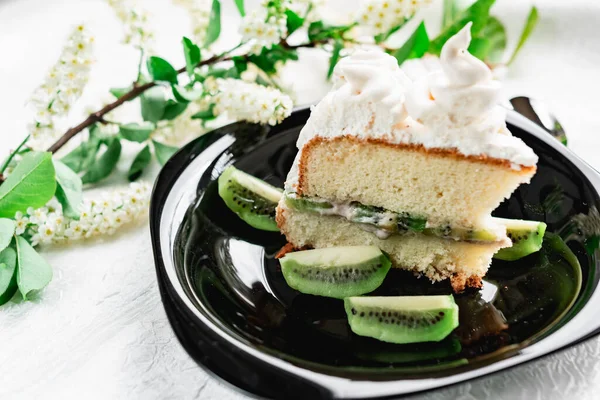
[276,24,539,292]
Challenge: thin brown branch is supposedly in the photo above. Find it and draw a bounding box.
[46,41,324,154]
[47,81,155,153]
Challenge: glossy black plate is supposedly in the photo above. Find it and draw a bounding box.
[150,108,600,399]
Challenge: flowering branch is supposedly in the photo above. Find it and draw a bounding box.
[45,39,321,154]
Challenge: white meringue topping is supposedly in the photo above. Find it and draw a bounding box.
[294,22,538,177]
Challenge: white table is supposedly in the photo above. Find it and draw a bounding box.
[1,0,600,399]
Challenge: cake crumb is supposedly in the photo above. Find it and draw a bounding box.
[275,243,310,259]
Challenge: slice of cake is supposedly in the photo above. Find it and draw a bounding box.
[276,23,539,292]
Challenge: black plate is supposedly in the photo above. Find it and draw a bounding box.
[150,108,600,399]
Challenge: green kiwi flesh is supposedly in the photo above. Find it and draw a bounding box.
[280,246,391,299]
[494,218,547,261]
[218,166,282,231]
[344,295,459,344]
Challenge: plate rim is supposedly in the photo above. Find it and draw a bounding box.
[150,108,600,399]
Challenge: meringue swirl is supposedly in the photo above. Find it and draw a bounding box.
[406,22,502,125]
[297,50,411,148]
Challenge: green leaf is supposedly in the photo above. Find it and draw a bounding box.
[0,218,14,252]
[474,16,506,63]
[141,86,167,123]
[81,139,122,184]
[16,236,52,300]
[147,56,178,84]
[191,104,216,120]
[152,140,179,166]
[391,22,430,65]
[442,0,459,29]
[61,141,100,173]
[468,37,492,60]
[204,66,240,80]
[109,86,131,99]
[61,126,103,173]
[308,21,326,42]
[0,246,17,306]
[205,0,221,47]
[308,21,355,42]
[232,56,248,75]
[285,9,304,35]
[0,152,56,218]
[172,84,203,103]
[127,145,152,181]
[429,0,496,55]
[508,6,538,65]
[119,122,156,143]
[162,101,188,120]
[248,45,299,75]
[327,40,343,78]
[53,160,83,219]
[234,0,245,16]
[182,37,201,78]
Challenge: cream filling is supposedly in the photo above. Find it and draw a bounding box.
[284,193,507,243]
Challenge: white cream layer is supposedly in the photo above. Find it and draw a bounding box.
[294,23,538,177]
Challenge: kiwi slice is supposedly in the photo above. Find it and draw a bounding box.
[494,218,547,261]
[285,195,334,213]
[423,225,499,242]
[352,203,399,231]
[218,166,282,231]
[280,246,391,299]
[344,295,459,344]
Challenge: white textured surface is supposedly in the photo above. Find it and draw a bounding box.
[1,0,600,399]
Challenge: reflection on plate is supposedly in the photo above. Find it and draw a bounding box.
[151,108,600,399]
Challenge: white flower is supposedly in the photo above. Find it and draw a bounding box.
[356,0,433,36]
[38,222,56,244]
[93,197,114,214]
[23,182,151,247]
[110,210,130,226]
[240,2,288,54]
[30,233,42,247]
[80,211,93,225]
[46,198,63,213]
[213,79,293,125]
[14,212,29,236]
[26,23,95,150]
[288,0,324,22]
[64,221,85,240]
[47,212,66,234]
[240,64,259,83]
[172,0,211,45]
[203,77,219,93]
[27,207,49,225]
[106,0,155,50]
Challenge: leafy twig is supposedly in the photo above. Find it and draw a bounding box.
[46,41,326,155]
[46,52,227,154]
